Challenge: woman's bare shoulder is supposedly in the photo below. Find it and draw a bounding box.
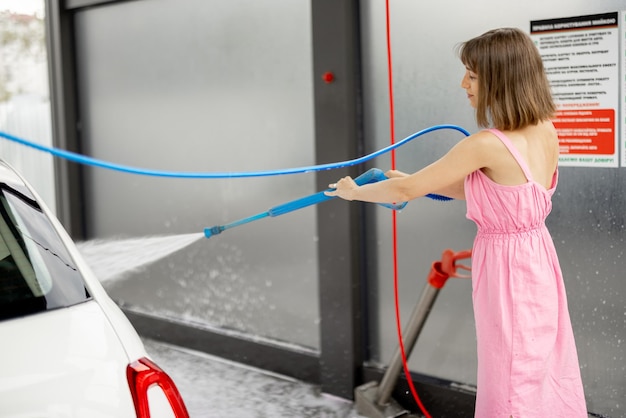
[459,130,506,160]
[465,129,504,146]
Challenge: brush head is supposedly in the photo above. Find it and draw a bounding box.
[204,226,223,238]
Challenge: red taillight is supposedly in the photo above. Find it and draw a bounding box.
[126,357,190,418]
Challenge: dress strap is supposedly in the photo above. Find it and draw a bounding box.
[487,128,534,182]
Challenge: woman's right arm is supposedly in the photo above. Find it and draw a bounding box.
[326,131,494,204]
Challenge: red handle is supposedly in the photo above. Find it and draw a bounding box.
[427,249,472,289]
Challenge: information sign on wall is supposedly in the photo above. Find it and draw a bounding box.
[531,12,620,167]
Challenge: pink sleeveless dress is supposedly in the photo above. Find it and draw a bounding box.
[464,129,587,417]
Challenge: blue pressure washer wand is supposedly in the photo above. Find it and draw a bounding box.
[204,168,451,238]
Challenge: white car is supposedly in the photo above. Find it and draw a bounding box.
[0,159,189,418]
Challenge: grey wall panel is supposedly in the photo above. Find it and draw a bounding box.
[73,0,319,348]
[361,0,625,415]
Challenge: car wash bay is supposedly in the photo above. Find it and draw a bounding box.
[48,0,624,417]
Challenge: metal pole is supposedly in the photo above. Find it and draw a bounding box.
[375,283,441,406]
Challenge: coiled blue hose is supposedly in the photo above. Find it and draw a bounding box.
[0,124,470,178]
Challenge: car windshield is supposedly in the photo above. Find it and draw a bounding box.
[0,182,89,321]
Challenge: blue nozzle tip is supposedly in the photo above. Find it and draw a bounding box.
[204,226,222,238]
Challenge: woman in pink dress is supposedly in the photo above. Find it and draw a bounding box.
[326,28,587,417]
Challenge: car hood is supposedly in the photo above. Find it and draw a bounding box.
[0,300,137,417]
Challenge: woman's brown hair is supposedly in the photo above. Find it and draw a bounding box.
[458,28,555,130]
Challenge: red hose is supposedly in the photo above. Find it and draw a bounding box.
[385,1,432,417]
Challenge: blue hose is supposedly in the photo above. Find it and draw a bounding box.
[1,126,469,237]
[0,124,470,178]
